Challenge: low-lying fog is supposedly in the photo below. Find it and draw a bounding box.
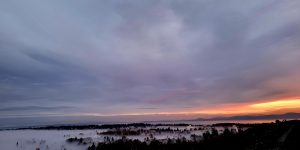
[0,125,241,150]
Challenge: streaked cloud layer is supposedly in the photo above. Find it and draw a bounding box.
[1,0,300,119]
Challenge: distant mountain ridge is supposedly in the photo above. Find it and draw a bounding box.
[192,112,300,121]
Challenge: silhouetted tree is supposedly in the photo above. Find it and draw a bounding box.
[88,143,96,150]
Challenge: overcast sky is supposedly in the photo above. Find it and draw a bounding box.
[1,0,300,120]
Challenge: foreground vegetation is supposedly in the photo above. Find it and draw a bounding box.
[87,120,300,150]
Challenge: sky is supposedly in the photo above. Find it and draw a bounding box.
[1,0,300,124]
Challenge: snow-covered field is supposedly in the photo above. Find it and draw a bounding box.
[0,125,238,150]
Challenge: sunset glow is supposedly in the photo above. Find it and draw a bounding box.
[251,99,300,110]
[80,99,300,118]
[194,99,300,115]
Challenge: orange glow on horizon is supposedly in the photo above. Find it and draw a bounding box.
[192,98,300,115]
[77,98,300,118]
[250,99,300,109]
